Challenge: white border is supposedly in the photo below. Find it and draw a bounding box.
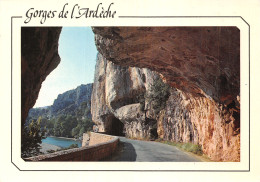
[11,17,249,171]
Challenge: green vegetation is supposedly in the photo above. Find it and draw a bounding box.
[21,117,46,158]
[158,140,203,155]
[23,114,94,158]
[22,84,93,158]
[76,102,90,116]
[38,115,94,139]
[26,108,94,139]
[144,76,170,114]
[71,118,94,138]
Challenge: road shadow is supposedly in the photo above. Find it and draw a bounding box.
[103,141,137,161]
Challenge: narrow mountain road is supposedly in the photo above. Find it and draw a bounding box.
[105,137,201,162]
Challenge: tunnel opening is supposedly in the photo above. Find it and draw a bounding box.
[104,115,125,136]
[145,118,158,140]
[150,127,158,140]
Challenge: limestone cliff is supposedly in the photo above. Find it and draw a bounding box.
[51,84,92,117]
[93,27,240,105]
[28,84,92,120]
[91,53,240,161]
[158,88,240,161]
[91,53,160,138]
[92,27,240,161]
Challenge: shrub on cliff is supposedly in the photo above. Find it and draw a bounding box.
[161,141,203,156]
[145,77,170,114]
[181,143,203,155]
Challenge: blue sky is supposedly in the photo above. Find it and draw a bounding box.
[34,27,98,107]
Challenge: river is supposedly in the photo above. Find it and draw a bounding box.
[42,136,82,148]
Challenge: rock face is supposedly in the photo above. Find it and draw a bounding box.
[21,27,62,125]
[92,27,240,161]
[28,84,93,120]
[91,53,159,138]
[28,106,52,120]
[93,27,240,106]
[158,89,240,161]
[51,84,92,117]
[21,27,240,162]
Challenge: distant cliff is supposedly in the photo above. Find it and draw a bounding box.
[28,84,93,121]
[51,84,92,118]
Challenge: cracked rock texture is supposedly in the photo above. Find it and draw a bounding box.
[91,53,159,138]
[21,27,62,125]
[27,84,92,120]
[92,27,240,161]
[158,89,240,161]
[93,27,240,105]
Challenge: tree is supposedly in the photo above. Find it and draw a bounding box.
[71,118,94,138]
[79,127,85,137]
[45,118,55,136]
[72,126,80,138]
[145,77,171,115]
[53,117,62,136]
[21,117,46,158]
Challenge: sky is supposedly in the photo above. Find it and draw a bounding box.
[33,27,98,108]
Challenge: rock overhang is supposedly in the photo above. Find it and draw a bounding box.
[92,27,240,106]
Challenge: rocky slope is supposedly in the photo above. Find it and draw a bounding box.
[51,84,92,118]
[91,53,159,138]
[92,27,240,161]
[28,84,92,121]
[28,106,51,120]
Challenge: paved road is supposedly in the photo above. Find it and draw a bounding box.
[105,137,201,162]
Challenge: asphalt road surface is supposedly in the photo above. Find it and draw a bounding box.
[105,137,201,162]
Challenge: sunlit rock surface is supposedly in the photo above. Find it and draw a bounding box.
[93,27,240,161]
[91,53,159,138]
[27,84,92,120]
[93,27,240,105]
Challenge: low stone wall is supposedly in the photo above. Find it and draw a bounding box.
[89,132,114,146]
[82,133,90,147]
[25,132,119,161]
